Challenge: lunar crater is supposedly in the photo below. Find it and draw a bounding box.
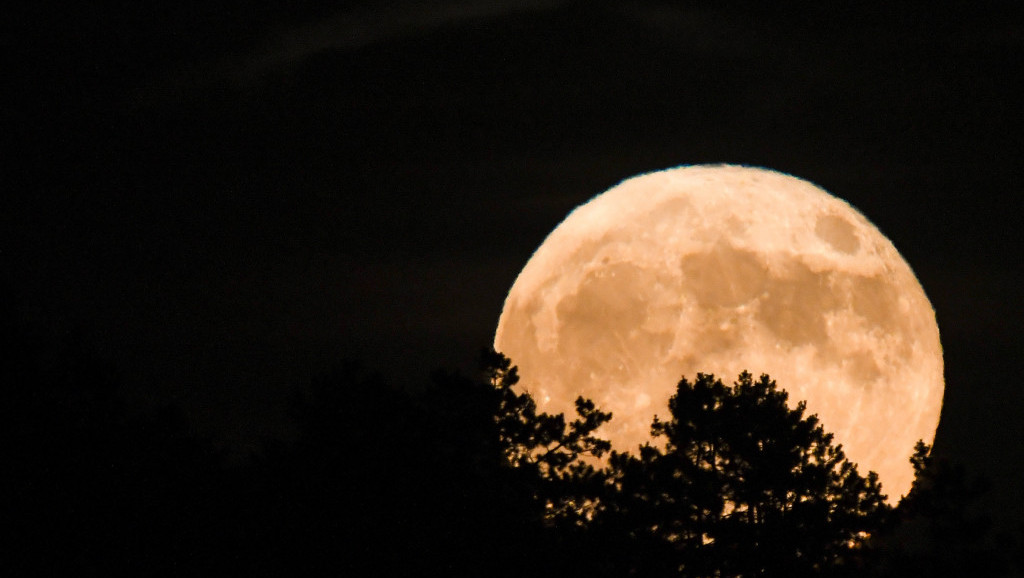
[815,214,861,254]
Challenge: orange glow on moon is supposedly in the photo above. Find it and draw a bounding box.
[495,165,943,501]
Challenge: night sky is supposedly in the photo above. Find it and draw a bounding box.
[7,0,1024,520]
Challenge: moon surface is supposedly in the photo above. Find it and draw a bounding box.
[494,165,943,501]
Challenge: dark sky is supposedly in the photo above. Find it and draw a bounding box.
[7,0,1024,516]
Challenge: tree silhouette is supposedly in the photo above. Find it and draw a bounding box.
[479,349,612,526]
[6,293,1013,578]
[3,286,234,576]
[248,350,612,577]
[867,441,1013,576]
[590,372,891,577]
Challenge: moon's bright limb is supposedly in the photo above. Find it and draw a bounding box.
[495,165,943,501]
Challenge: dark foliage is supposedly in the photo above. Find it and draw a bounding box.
[589,372,891,577]
[4,293,1018,578]
[866,441,1013,576]
[4,291,235,576]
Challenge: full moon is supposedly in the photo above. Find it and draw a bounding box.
[494,165,943,501]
